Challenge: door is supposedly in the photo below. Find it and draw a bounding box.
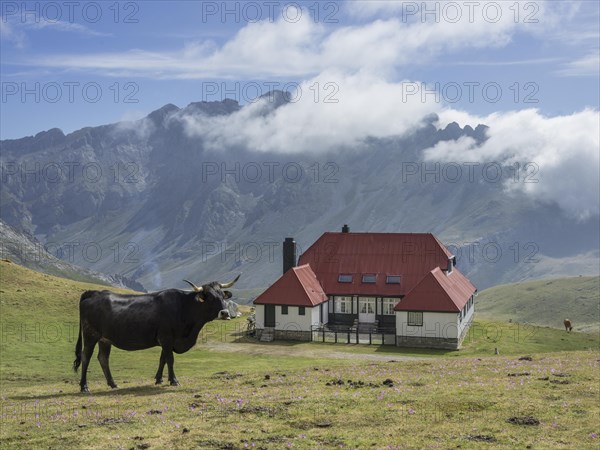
[264,305,276,327]
[358,297,376,323]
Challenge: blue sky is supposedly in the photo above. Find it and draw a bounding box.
[1,0,599,140]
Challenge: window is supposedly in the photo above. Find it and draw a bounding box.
[382,298,397,315]
[408,311,423,326]
[386,275,401,284]
[298,306,306,316]
[447,258,453,274]
[362,274,377,283]
[338,274,353,283]
[359,297,375,314]
[281,305,288,315]
[335,296,352,314]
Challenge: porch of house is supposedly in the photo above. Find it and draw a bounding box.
[310,322,397,345]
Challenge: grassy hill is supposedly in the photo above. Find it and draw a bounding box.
[1,260,599,449]
[476,276,600,333]
[0,219,145,290]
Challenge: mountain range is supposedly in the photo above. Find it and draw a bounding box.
[1,93,598,296]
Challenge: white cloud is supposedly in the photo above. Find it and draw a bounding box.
[1,14,109,49]
[424,108,600,220]
[176,74,599,220]
[26,2,524,79]
[29,19,111,37]
[176,72,440,153]
[0,20,26,49]
[113,116,155,140]
[556,53,600,77]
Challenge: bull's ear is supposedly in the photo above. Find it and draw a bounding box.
[196,293,205,303]
[223,291,232,299]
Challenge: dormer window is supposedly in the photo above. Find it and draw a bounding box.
[361,274,376,283]
[386,275,401,284]
[447,258,454,274]
[338,274,353,283]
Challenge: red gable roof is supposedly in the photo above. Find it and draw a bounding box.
[395,267,476,312]
[298,232,454,297]
[254,264,328,307]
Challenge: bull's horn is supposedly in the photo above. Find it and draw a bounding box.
[183,279,203,292]
[220,274,241,289]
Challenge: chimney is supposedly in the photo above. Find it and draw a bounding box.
[342,224,350,233]
[283,237,296,274]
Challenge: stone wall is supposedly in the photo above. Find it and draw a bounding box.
[255,328,312,342]
[395,335,459,350]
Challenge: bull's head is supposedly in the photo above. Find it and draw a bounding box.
[183,274,240,320]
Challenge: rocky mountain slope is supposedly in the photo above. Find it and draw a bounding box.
[1,94,598,293]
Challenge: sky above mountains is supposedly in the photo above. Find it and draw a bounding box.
[1,1,599,219]
[1,1,598,139]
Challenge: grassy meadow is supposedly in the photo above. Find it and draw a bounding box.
[476,276,600,333]
[1,260,599,449]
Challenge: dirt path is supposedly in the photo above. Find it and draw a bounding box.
[203,341,428,362]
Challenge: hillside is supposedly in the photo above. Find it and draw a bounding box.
[0,219,146,291]
[1,261,599,449]
[1,99,598,292]
[476,276,600,333]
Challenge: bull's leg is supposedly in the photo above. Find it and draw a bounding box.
[154,349,166,385]
[97,341,118,389]
[80,335,98,393]
[162,346,179,386]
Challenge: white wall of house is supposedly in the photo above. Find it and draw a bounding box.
[395,294,475,340]
[254,304,325,331]
[276,305,313,331]
[395,311,460,339]
[255,304,265,329]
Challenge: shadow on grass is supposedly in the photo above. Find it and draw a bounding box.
[372,346,453,357]
[228,335,306,347]
[8,384,173,401]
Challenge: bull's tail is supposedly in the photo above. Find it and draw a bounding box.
[73,320,82,372]
[73,291,93,372]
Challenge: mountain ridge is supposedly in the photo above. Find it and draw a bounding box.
[1,96,598,292]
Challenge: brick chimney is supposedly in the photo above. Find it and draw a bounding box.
[283,237,296,274]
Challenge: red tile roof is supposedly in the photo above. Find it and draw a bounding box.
[298,232,454,296]
[395,267,476,312]
[253,264,328,307]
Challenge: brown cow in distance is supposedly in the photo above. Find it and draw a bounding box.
[563,319,573,332]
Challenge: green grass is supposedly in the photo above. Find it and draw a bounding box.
[476,276,600,333]
[1,260,599,449]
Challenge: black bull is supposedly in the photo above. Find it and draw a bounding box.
[73,275,240,393]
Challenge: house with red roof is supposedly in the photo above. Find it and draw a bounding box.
[253,225,477,349]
